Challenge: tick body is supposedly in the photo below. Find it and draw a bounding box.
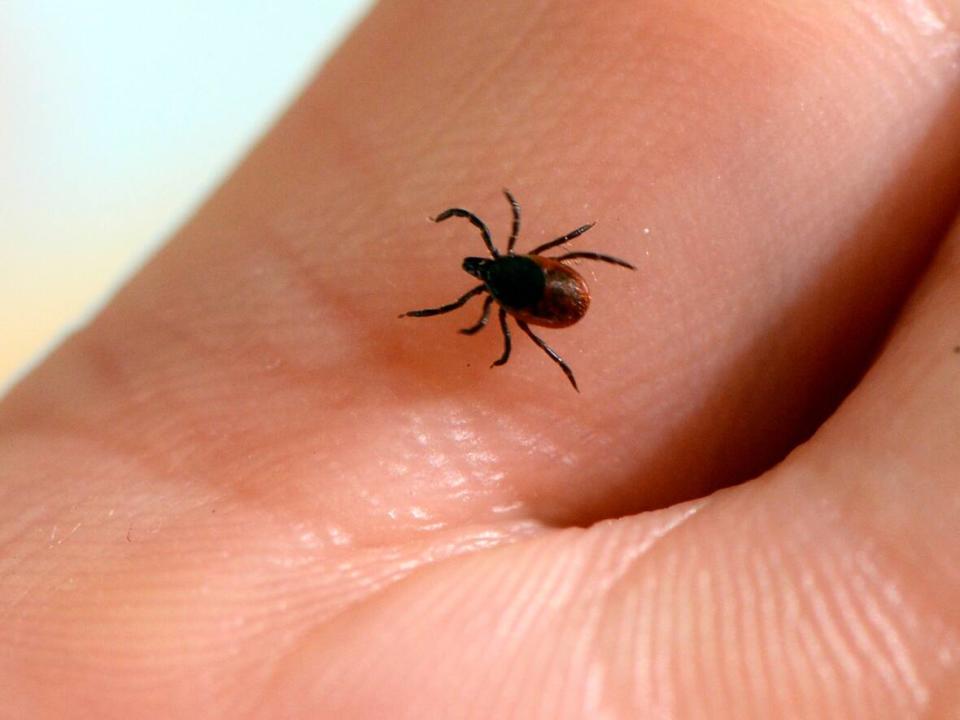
[463,255,590,328]
[401,190,635,391]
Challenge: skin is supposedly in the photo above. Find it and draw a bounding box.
[2,0,960,716]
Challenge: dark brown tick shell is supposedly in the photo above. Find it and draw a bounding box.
[463,254,590,329]
[512,255,589,328]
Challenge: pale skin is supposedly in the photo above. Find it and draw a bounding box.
[2,0,960,717]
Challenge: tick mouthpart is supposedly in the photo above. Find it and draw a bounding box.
[462,257,491,279]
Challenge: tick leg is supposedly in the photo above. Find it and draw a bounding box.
[491,307,512,367]
[400,285,486,318]
[460,294,494,335]
[517,320,579,392]
[529,222,595,255]
[433,208,500,258]
[553,251,635,270]
[503,189,521,255]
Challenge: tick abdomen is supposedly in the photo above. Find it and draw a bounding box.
[465,255,590,328]
[514,256,590,328]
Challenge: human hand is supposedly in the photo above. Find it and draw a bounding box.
[2,1,959,717]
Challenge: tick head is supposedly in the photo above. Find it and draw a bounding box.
[462,257,492,280]
[465,255,546,309]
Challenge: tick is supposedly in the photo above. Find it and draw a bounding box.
[400,190,635,391]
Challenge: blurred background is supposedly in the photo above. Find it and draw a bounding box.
[0,1,372,393]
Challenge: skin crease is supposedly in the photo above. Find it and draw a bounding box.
[1,0,960,716]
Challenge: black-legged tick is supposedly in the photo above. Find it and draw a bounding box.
[400,190,635,391]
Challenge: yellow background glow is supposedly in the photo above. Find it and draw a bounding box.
[1,2,370,393]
